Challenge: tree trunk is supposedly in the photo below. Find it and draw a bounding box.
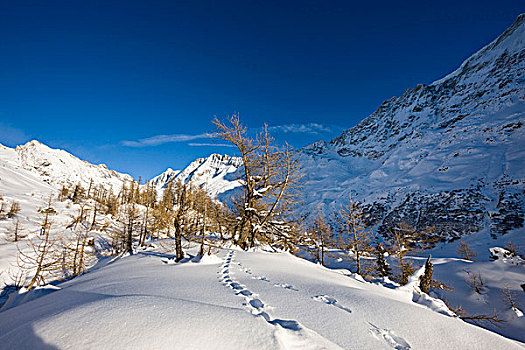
[174,219,184,261]
[320,236,325,266]
[356,246,361,275]
[27,225,51,290]
[77,230,89,275]
[126,218,133,253]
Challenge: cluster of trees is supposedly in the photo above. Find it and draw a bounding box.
[0,196,23,242]
[0,197,21,220]
[13,194,99,290]
[58,176,226,258]
[300,199,438,287]
[9,169,235,290]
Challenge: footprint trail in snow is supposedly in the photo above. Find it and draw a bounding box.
[218,250,343,350]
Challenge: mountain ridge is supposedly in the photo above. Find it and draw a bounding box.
[297,14,525,240]
[148,153,242,197]
[1,15,523,242]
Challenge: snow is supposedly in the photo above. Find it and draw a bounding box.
[0,245,522,349]
[0,14,523,350]
[0,141,133,293]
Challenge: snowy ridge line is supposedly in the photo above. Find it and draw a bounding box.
[14,140,133,191]
[218,251,343,350]
[431,13,525,86]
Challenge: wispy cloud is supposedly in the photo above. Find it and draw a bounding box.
[122,133,212,147]
[188,142,235,148]
[267,123,335,135]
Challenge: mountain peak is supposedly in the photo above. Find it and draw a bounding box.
[431,13,524,86]
[19,139,46,149]
[12,139,133,190]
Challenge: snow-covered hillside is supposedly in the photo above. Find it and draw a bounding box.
[0,140,134,287]
[297,14,525,241]
[149,153,242,197]
[0,245,522,350]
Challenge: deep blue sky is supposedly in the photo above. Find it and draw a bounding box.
[1,1,523,179]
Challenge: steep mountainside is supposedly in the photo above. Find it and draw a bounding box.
[149,154,242,197]
[298,15,525,241]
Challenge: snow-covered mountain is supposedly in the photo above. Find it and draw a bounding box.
[297,14,525,240]
[2,15,524,246]
[0,141,135,284]
[0,140,134,245]
[149,154,242,197]
[149,168,181,189]
[12,140,133,191]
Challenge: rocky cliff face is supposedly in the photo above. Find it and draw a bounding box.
[298,15,525,241]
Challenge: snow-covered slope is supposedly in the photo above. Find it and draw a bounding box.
[15,140,133,191]
[0,141,134,286]
[149,154,242,197]
[0,143,58,253]
[297,14,525,241]
[0,246,522,349]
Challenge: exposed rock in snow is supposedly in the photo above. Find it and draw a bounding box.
[489,247,524,265]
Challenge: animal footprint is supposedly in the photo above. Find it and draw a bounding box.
[252,276,270,282]
[312,295,352,313]
[275,283,298,291]
[369,323,410,350]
